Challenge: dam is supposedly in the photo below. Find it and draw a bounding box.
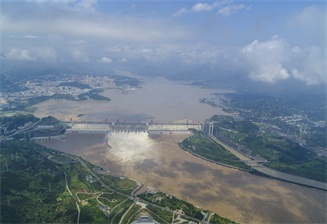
[65,121,203,135]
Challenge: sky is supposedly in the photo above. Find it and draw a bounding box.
[1,0,326,86]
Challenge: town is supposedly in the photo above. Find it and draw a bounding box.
[0,73,140,111]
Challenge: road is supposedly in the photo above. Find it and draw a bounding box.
[76,157,204,223]
[0,120,41,143]
[64,171,80,224]
[212,135,327,191]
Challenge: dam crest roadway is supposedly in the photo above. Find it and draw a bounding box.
[64,121,203,135]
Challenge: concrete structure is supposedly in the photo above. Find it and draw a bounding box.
[65,121,202,135]
[65,123,110,133]
[131,215,159,224]
[203,122,214,137]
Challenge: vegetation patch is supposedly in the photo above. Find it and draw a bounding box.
[180,131,251,170]
[211,115,327,182]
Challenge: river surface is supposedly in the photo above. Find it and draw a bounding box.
[39,133,327,224]
[35,76,326,223]
[34,77,229,123]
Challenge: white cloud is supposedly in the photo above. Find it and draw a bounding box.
[218,4,249,17]
[289,5,324,27]
[2,11,189,43]
[241,37,291,83]
[288,5,325,45]
[105,43,237,67]
[172,7,188,17]
[5,48,34,61]
[4,46,57,61]
[241,36,326,85]
[173,1,249,17]
[98,56,112,64]
[192,3,215,12]
[291,46,326,85]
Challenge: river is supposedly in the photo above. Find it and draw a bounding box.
[39,133,327,224]
[34,76,326,223]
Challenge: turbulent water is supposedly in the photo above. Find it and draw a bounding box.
[106,132,159,163]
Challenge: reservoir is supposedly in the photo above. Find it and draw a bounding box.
[34,76,229,123]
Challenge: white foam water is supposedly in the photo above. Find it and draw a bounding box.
[106,132,159,163]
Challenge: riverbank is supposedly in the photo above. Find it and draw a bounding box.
[212,136,327,191]
[38,133,327,224]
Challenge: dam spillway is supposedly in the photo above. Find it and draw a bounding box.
[65,121,203,135]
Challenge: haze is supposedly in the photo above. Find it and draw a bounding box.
[1,0,326,90]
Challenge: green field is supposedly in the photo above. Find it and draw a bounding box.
[139,191,236,224]
[181,131,251,171]
[0,140,237,223]
[211,115,327,182]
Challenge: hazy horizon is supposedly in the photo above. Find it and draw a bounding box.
[1,0,326,92]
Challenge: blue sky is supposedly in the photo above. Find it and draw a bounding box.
[1,0,326,85]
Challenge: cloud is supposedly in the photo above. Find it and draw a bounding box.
[2,1,324,88]
[241,36,326,85]
[241,37,291,83]
[98,56,112,64]
[1,7,189,43]
[173,1,249,17]
[172,7,188,17]
[288,5,325,45]
[192,2,216,12]
[218,4,250,17]
[5,48,34,61]
[4,47,57,61]
[291,46,326,85]
[289,5,324,27]
[173,1,221,16]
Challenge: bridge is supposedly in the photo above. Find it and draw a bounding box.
[64,121,203,135]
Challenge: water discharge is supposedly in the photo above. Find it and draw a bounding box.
[106,132,159,163]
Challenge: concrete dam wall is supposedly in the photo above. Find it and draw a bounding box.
[65,122,202,134]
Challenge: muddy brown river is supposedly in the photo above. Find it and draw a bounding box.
[35,76,326,223]
[39,133,327,224]
[34,76,229,123]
